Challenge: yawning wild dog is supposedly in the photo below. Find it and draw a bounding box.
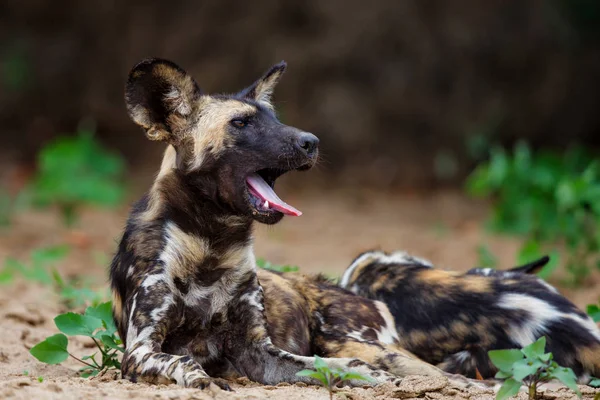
[109,59,447,389]
[340,250,600,381]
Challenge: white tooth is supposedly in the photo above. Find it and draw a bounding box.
[264,200,269,209]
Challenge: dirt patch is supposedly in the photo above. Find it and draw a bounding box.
[1,189,599,399]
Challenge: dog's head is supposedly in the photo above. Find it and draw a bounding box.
[125,58,319,224]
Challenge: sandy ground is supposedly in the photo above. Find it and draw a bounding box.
[1,186,599,399]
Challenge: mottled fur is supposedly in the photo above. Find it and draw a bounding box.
[341,250,600,381]
[110,59,453,389]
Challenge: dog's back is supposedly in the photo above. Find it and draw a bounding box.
[340,250,600,380]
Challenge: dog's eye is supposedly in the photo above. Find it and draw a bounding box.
[231,119,247,128]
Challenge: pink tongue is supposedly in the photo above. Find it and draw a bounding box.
[246,173,302,216]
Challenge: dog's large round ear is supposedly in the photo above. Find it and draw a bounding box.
[124,58,201,142]
[237,61,286,110]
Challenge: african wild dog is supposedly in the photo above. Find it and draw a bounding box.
[109,59,449,389]
[340,250,600,381]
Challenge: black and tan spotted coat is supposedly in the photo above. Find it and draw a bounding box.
[340,250,600,381]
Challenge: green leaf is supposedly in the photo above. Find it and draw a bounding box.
[512,359,543,381]
[338,372,375,383]
[80,368,100,378]
[587,305,600,323]
[488,349,524,373]
[85,301,117,335]
[54,312,103,337]
[588,378,600,388]
[30,334,69,364]
[296,369,328,386]
[495,370,512,379]
[100,335,124,352]
[551,367,581,397]
[496,378,522,400]
[81,353,96,361]
[521,337,546,359]
[313,355,327,371]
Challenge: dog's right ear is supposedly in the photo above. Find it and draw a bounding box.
[125,58,201,142]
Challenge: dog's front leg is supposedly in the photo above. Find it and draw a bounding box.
[121,285,230,390]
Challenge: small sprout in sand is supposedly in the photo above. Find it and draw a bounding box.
[37,376,44,383]
[296,355,374,400]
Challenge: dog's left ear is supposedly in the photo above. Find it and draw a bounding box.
[238,61,286,110]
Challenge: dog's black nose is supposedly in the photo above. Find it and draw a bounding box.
[297,132,319,157]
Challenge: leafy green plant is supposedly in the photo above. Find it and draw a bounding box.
[296,355,374,400]
[30,301,123,377]
[29,129,126,226]
[467,142,600,285]
[489,336,581,400]
[257,258,299,273]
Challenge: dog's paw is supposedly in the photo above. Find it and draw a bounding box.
[189,377,233,391]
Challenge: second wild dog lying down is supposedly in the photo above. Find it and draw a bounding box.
[109,58,457,389]
[340,250,600,381]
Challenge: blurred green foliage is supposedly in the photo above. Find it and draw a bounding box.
[1,245,108,308]
[30,130,126,226]
[476,244,498,268]
[466,142,600,285]
[0,245,70,285]
[256,258,299,273]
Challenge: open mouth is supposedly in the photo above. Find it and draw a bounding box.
[245,168,302,217]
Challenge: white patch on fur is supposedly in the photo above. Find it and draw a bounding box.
[471,268,494,276]
[454,350,471,363]
[240,287,264,312]
[565,313,600,341]
[126,290,176,360]
[538,279,559,294]
[164,87,191,116]
[340,250,433,289]
[160,222,209,284]
[499,293,600,352]
[141,273,166,289]
[126,295,139,346]
[347,328,368,341]
[498,293,560,347]
[374,301,400,344]
[182,244,255,319]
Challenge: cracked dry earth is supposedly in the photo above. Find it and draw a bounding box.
[1,188,600,399]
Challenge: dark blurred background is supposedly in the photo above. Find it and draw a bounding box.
[2,0,600,188]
